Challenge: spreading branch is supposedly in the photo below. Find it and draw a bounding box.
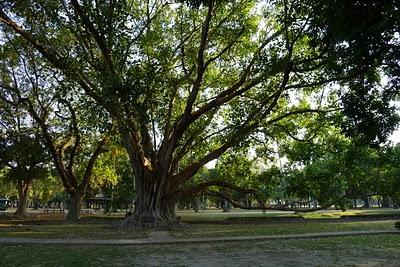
[206,191,352,212]
[176,180,260,199]
[0,9,107,107]
[69,0,115,74]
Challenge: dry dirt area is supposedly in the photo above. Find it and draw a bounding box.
[106,239,400,267]
[1,235,399,266]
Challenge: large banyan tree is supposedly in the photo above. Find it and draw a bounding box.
[0,0,398,227]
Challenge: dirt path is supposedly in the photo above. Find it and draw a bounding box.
[148,230,173,241]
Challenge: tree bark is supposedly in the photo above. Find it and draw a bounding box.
[193,197,201,213]
[118,174,179,228]
[66,193,83,221]
[14,178,32,216]
[362,197,371,208]
[222,199,230,212]
[382,195,391,208]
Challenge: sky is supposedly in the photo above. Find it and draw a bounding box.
[389,129,400,144]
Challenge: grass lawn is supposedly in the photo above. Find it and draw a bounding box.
[0,209,399,266]
[0,219,397,240]
[171,220,397,238]
[177,209,296,221]
[0,208,399,239]
[0,224,147,239]
[0,234,399,266]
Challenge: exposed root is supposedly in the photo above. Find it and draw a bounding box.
[115,213,182,229]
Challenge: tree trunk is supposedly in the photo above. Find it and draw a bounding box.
[362,197,371,208]
[393,197,400,209]
[15,191,29,215]
[382,195,391,208]
[33,197,40,210]
[118,175,179,228]
[14,178,32,216]
[193,197,201,213]
[353,199,357,209]
[66,193,83,221]
[222,199,230,212]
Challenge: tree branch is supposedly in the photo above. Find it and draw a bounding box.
[78,134,110,193]
[0,9,107,107]
[206,191,351,212]
[184,0,214,115]
[176,180,259,198]
[204,27,246,69]
[69,0,115,74]
[266,108,338,126]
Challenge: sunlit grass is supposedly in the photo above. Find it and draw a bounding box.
[178,208,400,221]
[301,209,400,219]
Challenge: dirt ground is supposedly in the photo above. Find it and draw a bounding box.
[104,238,400,267]
[129,249,397,266]
[1,235,399,266]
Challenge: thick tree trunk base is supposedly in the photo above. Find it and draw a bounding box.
[15,180,31,216]
[14,207,27,216]
[14,197,28,216]
[116,212,181,229]
[66,195,82,221]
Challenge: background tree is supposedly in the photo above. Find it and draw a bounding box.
[0,98,49,215]
[31,173,64,210]
[0,169,16,199]
[86,143,135,212]
[377,144,400,208]
[0,38,111,220]
[306,0,400,145]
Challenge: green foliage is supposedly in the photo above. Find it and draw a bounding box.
[306,0,400,145]
[0,99,50,193]
[216,150,254,186]
[376,144,400,201]
[0,133,48,181]
[0,169,17,198]
[283,138,382,208]
[87,143,135,209]
[32,174,64,205]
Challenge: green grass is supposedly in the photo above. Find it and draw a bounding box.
[0,219,396,240]
[300,209,400,219]
[0,223,147,239]
[172,220,397,238]
[0,208,399,239]
[1,209,399,266]
[177,209,296,221]
[0,234,399,266]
